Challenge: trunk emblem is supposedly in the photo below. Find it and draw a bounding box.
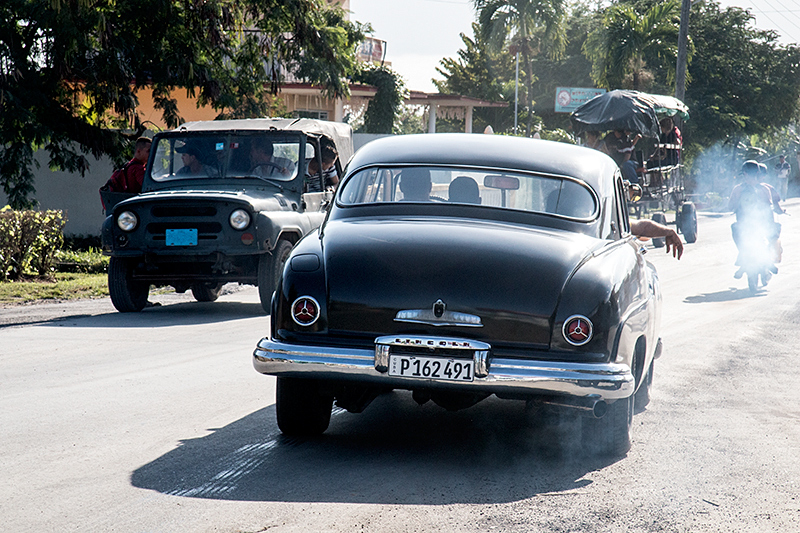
[291,296,320,326]
[433,299,446,318]
[563,315,593,346]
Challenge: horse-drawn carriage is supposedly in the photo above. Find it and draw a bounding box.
[571,90,698,245]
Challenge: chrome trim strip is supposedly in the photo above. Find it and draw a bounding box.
[394,309,483,327]
[254,338,633,400]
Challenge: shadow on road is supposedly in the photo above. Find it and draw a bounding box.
[132,392,620,505]
[683,287,767,303]
[0,300,266,329]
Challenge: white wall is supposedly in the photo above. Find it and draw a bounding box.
[353,133,391,152]
[0,151,113,237]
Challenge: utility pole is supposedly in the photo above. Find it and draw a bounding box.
[514,50,519,135]
[675,0,691,102]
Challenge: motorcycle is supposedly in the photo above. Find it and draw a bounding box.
[732,218,782,293]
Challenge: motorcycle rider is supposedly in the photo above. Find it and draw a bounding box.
[728,160,784,282]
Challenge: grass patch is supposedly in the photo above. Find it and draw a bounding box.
[0,272,109,305]
[54,248,110,274]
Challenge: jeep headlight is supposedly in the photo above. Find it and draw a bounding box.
[117,211,138,232]
[229,209,251,230]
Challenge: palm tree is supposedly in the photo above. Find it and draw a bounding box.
[583,1,681,91]
[473,0,567,137]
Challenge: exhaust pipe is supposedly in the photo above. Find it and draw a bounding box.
[531,395,608,419]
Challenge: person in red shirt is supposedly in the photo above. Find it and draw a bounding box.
[103,137,152,193]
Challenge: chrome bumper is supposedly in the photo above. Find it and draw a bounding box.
[253,337,634,400]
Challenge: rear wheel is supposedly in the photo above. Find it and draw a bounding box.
[680,202,698,243]
[634,359,654,410]
[257,240,293,313]
[190,282,223,302]
[275,377,333,437]
[651,212,667,248]
[582,395,633,456]
[108,257,149,312]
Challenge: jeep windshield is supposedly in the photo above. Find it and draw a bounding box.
[149,133,301,182]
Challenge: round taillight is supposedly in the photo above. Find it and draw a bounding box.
[291,296,320,326]
[562,315,593,346]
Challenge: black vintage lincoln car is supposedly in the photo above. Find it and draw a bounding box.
[253,133,662,455]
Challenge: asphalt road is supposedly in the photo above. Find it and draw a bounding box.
[2,202,800,533]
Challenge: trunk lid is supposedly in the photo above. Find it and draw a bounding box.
[323,217,599,348]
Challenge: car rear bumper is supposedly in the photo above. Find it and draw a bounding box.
[253,337,634,400]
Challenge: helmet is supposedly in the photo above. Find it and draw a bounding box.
[742,160,760,175]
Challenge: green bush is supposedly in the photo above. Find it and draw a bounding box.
[0,206,66,281]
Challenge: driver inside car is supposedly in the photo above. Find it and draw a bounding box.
[399,168,433,201]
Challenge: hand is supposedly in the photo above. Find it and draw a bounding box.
[664,229,684,260]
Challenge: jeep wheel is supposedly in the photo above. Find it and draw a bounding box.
[275,377,333,436]
[582,394,633,456]
[108,257,149,312]
[191,282,224,302]
[258,240,293,313]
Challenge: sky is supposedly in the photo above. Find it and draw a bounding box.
[348,0,800,93]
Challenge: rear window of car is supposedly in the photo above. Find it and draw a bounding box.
[150,134,301,182]
[338,166,597,219]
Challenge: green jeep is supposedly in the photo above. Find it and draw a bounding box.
[101,118,353,313]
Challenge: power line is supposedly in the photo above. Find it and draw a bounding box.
[753,0,800,38]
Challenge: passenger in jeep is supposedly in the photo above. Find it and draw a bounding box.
[250,138,293,177]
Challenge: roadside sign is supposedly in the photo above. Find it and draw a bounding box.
[555,87,606,113]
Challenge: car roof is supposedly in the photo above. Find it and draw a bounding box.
[173,118,355,166]
[347,133,619,195]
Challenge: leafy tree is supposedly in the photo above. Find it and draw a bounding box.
[683,1,800,147]
[473,0,567,137]
[583,0,681,91]
[352,66,405,134]
[0,0,366,208]
[530,3,597,130]
[434,23,515,133]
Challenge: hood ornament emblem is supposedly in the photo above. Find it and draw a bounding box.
[395,299,482,327]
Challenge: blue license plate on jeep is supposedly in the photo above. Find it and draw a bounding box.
[166,229,198,246]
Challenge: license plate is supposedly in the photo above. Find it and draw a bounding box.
[388,355,474,382]
[166,228,198,246]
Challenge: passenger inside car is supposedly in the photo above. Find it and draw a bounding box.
[448,176,481,204]
[250,138,293,177]
[175,141,218,177]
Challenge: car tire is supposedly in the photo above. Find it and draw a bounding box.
[634,359,654,410]
[582,394,633,456]
[108,257,149,312]
[257,240,293,313]
[680,202,698,243]
[275,377,333,437]
[651,212,667,248]
[191,282,223,302]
